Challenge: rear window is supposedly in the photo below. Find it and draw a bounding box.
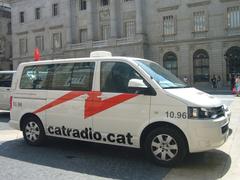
[20,62,95,91]
[0,73,13,87]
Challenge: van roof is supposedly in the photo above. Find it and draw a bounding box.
[19,56,144,67]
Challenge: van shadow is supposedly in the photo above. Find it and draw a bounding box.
[0,138,170,180]
[175,150,231,179]
[0,138,231,180]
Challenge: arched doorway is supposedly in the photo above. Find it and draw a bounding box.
[193,49,209,82]
[163,52,178,76]
[225,46,240,78]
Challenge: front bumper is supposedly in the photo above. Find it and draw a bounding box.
[188,109,231,153]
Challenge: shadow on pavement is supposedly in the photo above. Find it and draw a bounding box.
[173,150,231,179]
[0,138,170,180]
[0,137,232,180]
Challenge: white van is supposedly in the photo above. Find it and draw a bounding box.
[9,52,231,166]
[0,71,15,110]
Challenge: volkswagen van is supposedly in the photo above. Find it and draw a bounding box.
[9,51,231,166]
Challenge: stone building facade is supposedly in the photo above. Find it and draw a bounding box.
[10,0,240,85]
[0,3,12,70]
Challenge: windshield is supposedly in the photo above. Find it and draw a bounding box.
[135,59,188,89]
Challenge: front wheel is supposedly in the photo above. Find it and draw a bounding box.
[22,117,46,146]
[144,127,188,166]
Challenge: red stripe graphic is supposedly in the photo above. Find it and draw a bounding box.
[33,91,85,114]
[84,92,138,119]
[33,91,138,119]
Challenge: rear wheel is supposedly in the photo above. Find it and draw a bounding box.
[144,126,187,166]
[22,117,46,146]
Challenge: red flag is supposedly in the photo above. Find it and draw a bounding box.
[34,48,40,61]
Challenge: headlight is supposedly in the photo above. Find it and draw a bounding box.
[188,107,219,119]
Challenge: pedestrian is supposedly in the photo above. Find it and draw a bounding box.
[231,74,236,91]
[236,75,240,97]
[183,76,188,85]
[211,75,217,88]
[217,75,221,88]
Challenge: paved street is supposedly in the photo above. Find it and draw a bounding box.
[0,95,239,180]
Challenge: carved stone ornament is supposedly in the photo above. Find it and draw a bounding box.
[100,10,110,20]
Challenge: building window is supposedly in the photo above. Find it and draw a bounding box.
[124,20,136,37]
[163,15,175,36]
[79,29,87,43]
[52,32,62,50]
[7,23,11,34]
[35,8,41,20]
[193,11,207,32]
[19,38,28,56]
[52,3,59,16]
[80,0,87,10]
[101,0,109,6]
[163,52,178,76]
[35,36,44,52]
[101,24,110,40]
[227,6,240,29]
[20,11,25,23]
[193,49,209,82]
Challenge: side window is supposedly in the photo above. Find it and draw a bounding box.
[0,74,13,87]
[100,62,142,93]
[70,62,95,91]
[51,63,74,90]
[20,65,53,89]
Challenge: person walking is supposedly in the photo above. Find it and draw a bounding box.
[183,76,188,85]
[211,75,217,88]
[217,75,221,88]
[230,74,236,91]
[236,75,240,97]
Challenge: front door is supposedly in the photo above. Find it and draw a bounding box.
[92,61,153,147]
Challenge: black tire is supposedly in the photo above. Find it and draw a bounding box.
[144,126,188,167]
[22,116,46,146]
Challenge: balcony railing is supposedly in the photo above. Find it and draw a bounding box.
[68,36,144,51]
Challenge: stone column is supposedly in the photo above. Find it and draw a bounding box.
[110,0,117,38]
[69,0,77,44]
[136,0,143,34]
[87,0,93,41]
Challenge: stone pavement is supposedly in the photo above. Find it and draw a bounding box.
[0,97,239,180]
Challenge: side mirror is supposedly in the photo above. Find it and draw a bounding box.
[128,79,148,89]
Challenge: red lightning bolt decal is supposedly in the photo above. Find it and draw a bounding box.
[33,91,85,114]
[33,91,138,119]
[84,91,138,119]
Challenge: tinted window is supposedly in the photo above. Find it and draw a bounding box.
[20,65,54,89]
[70,62,95,91]
[0,73,13,87]
[51,63,73,90]
[100,62,142,93]
[20,62,95,91]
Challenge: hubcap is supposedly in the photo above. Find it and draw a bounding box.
[25,122,40,142]
[151,134,178,161]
